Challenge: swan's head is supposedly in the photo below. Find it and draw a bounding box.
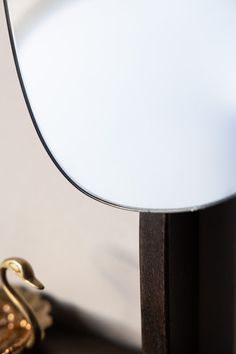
[0,257,44,290]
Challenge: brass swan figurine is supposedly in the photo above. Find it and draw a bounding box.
[0,257,52,353]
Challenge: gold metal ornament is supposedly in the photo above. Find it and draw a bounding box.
[0,257,52,353]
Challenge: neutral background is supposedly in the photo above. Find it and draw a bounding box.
[0,1,140,347]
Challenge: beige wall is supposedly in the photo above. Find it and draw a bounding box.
[0,2,140,347]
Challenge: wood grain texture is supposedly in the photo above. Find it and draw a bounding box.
[140,212,199,354]
[140,213,168,354]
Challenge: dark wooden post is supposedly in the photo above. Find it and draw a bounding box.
[139,212,198,354]
[139,198,236,354]
[198,198,236,354]
[140,214,169,354]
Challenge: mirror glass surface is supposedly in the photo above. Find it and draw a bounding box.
[5,0,236,211]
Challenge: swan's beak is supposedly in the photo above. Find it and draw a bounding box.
[30,276,45,290]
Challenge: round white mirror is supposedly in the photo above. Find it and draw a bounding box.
[4,0,236,211]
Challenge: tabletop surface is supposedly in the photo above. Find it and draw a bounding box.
[33,296,140,354]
